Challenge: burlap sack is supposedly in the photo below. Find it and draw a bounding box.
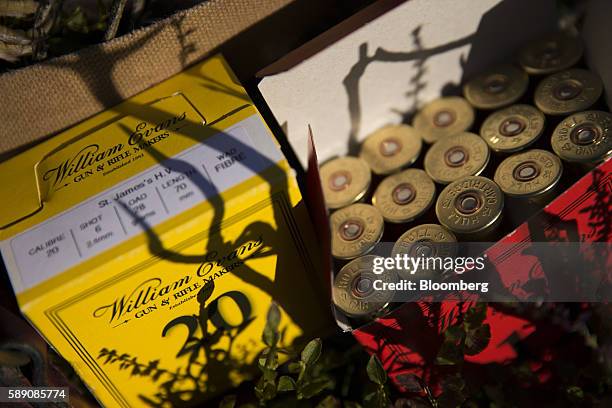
[0,0,292,156]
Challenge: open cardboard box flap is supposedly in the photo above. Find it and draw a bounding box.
[271,0,612,392]
[257,0,561,170]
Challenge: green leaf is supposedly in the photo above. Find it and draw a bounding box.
[263,325,279,348]
[267,302,281,330]
[463,303,487,330]
[255,377,277,402]
[316,395,340,408]
[0,350,30,367]
[277,375,296,392]
[263,381,277,401]
[395,373,424,393]
[64,6,90,34]
[259,348,279,371]
[436,325,465,365]
[301,338,322,367]
[344,402,363,408]
[297,377,334,399]
[441,374,465,393]
[263,367,278,382]
[366,355,387,386]
[464,324,491,356]
[261,303,281,354]
[435,341,464,365]
[443,325,465,343]
[566,385,584,399]
[363,389,391,408]
[288,362,303,374]
[218,395,236,408]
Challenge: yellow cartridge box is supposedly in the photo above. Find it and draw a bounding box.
[0,55,330,407]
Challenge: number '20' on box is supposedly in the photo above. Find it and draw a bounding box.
[0,55,330,407]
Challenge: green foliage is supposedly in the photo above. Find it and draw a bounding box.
[436,303,491,365]
[293,338,333,400]
[434,304,492,406]
[218,301,612,408]
[364,355,391,408]
[253,303,335,406]
[255,302,282,404]
[435,326,465,366]
[301,338,322,367]
[61,1,108,35]
[63,6,89,34]
[277,376,296,392]
[566,385,584,401]
[366,354,387,386]
[316,395,341,408]
[436,374,466,408]
[0,0,114,66]
[247,302,390,407]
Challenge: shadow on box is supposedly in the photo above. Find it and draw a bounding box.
[0,0,608,405]
[1,51,332,408]
[300,0,612,400]
[0,1,384,405]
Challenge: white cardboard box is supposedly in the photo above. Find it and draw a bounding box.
[258,0,557,168]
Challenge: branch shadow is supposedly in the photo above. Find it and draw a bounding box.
[340,0,610,401]
[341,29,474,156]
[27,25,329,406]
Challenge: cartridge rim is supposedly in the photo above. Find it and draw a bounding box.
[332,255,396,318]
[494,149,562,197]
[331,203,384,259]
[391,224,457,280]
[551,111,612,163]
[372,169,436,223]
[519,33,583,75]
[436,176,504,235]
[480,104,545,153]
[463,65,528,110]
[392,224,457,258]
[424,132,490,184]
[534,69,603,116]
[359,125,422,175]
[413,97,475,144]
[320,157,371,209]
